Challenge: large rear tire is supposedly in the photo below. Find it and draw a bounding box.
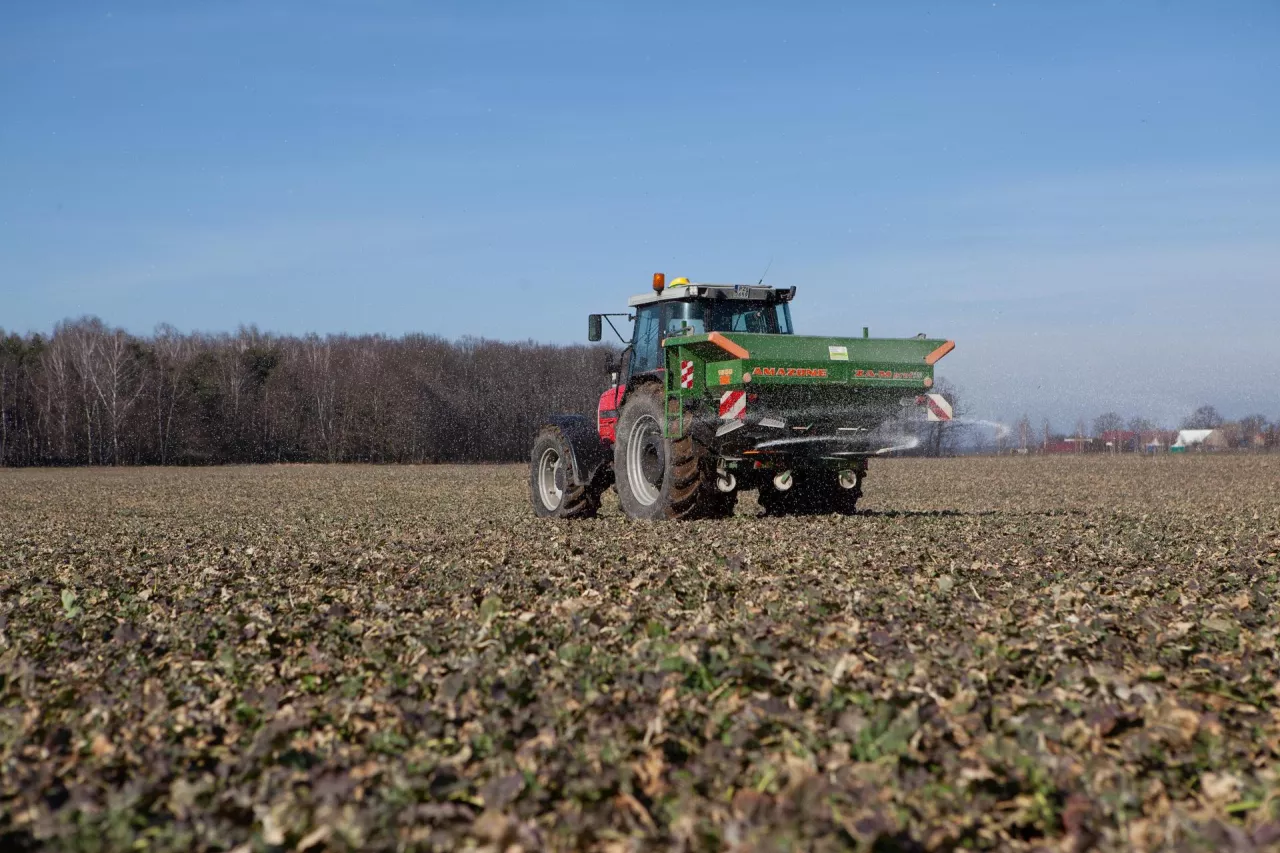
[666,431,737,521]
[614,384,734,521]
[529,425,601,519]
[613,384,669,520]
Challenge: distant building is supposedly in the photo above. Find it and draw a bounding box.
[1140,430,1179,453]
[1100,430,1138,452]
[1171,429,1229,452]
[1045,436,1098,454]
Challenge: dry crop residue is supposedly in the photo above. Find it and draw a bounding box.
[0,457,1277,851]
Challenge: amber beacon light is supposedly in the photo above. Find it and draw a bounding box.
[652,272,665,292]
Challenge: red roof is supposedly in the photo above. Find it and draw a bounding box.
[1045,441,1083,454]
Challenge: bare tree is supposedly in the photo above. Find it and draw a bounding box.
[1011,414,1029,452]
[0,334,16,464]
[1237,414,1268,449]
[1092,412,1124,436]
[303,335,338,462]
[85,327,147,464]
[1127,416,1156,434]
[39,330,75,462]
[151,324,191,464]
[0,335,13,464]
[1182,405,1224,429]
[62,318,109,464]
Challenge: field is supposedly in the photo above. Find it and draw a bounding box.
[1,457,1277,852]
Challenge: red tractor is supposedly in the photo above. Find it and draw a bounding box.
[530,274,954,521]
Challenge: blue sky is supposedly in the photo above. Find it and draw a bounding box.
[2,1,1277,429]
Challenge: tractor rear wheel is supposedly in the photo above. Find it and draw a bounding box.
[529,425,601,519]
[667,431,737,521]
[613,383,733,521]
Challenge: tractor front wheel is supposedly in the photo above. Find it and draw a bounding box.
[529,425,601,519]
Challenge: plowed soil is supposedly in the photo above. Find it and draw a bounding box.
[1,457,1277,851]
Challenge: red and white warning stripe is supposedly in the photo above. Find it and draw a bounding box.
[680,360,694,389]
[719,390,746,420]
[924,393,953,422]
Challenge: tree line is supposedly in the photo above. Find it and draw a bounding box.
[3,318,1270,466]
[999,406,1279,453]
[0,318,616,467]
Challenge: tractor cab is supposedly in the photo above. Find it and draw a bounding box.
[590,276,797,378]
[589,276,797,442]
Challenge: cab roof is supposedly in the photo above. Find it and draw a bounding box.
[627,283,794,308]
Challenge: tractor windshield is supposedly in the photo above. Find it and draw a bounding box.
[631,299,794,376]
[665,300,792,336]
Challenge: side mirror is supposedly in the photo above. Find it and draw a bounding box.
[587,314,602,342]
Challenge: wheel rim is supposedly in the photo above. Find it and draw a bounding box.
[537,447,564,510]
[625,414,664,506]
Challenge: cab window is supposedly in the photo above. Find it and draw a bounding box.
[774,303,793,334]
[630,304,662,373]
[701,300,790,334]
